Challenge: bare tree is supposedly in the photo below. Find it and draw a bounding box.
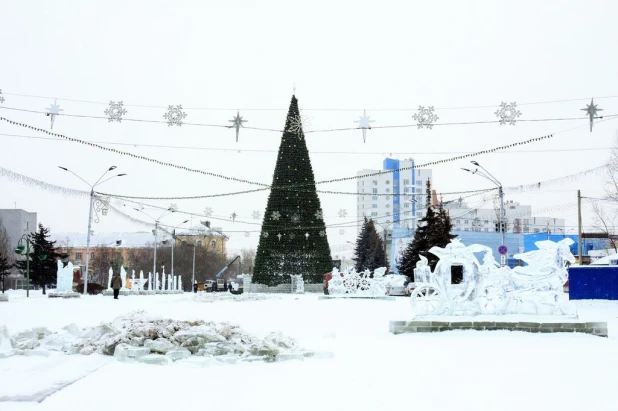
[591,201,618,253]
[604,134,618,203]
[240,248,255,274]
[0,217,12,265]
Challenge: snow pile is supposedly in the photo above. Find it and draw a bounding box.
[193,292,281,303]
[8,310,308,365]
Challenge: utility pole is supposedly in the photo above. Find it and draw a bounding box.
[578,190,583,264]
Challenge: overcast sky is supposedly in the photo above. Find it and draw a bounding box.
[1,0,617,256]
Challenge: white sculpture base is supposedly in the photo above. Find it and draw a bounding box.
[48,291,81,299]
[0,294,8,302]
[102,290,183,296]
[319,295,395,301]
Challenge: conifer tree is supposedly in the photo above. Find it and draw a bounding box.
[15,224,67,294]
[253,96,332,286]
[0,253,11,293]
[354,217,388,273]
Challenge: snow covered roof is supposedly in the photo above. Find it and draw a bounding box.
[590,253,618,265]
[175,224,226,238]
[50,232,164,248]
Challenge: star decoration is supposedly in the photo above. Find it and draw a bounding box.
[305,232,309,240]
[104,101,127,123]
[0,89,4,104]
[169,203,178,212]
[581,98,603,132]
[314,210,324,220]
[354,110,375,143]
[271,211,281,221]
[319,230,326,237]
[338,209,348,218]
[494,102,521,125]
[231,212,237,223]
[163,104,187,126]
[229,111,248,142]
[204,207,213,217]
[277,233,282,241]
[45,99,64,129]
[289,233,296,240]
[413,106,439,129]
[263,232,269,238]
[252,210,261,220]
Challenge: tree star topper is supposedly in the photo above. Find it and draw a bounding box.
[581,98,603,132]
[45,99,63,129]
[229,111,247,142]
[494,101,521,126]
[105,101,127,123]
[413,105,439,129]
[354,110,375,143]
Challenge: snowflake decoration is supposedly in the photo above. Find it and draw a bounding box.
[204,207,213,217]
[286,112,311,139]
[314,210,324,220]
[163,105,187,126]
[0,89,4,104]
[104,101,127,123]
[289,232,296,240]
[338,209,348,218]
[494,101,521,126]
[319,230,325,237]
[413,106,439,129]
[339,229,345,235]
[252,210,261,220]
[291,214,300,223]
[271,211,281,221]
[244,232,250,237]
[168,203,178,212]
[263,232,269,238]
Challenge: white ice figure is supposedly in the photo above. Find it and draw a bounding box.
[156,272,162,290]
[148,272,152,290]
[409,238,577,317]
[172,275,176,291]
[413,256,432,284]
[162,267,167,290]
[107,267,113,290]
[327,266,388,297]
[139,270,144,288]
[131,270,135,290]
[0,325,14,357]
[120,266,128,290]
[177,276,182,292]
[55,260,73,292]
[167,274,171,291]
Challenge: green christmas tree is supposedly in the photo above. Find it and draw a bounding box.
[354,217,388,273]
[252,96,332,286]
[15,224,67,295]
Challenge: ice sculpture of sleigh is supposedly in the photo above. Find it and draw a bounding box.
[410,238,576,317]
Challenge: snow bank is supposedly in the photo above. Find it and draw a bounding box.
[193,292,281,303]
[7,310,309,365]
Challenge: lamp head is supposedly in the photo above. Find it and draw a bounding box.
[39,254,48,260]
[471,161,480,166]
[108,166,117,171]
[14,245,25,254]
[58,166,68,171]
[461,168,471,172]
[117,174,127,177]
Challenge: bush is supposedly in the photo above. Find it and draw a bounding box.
[76,282,104,295]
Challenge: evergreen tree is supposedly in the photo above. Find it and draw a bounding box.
[15,224,67,294]
[253,96,332,286]
[354,217,388,273]
[398,179,456,278]
[0,253,11,293]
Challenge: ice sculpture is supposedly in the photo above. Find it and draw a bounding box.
[120,266,128,290]
[327,267,388,297]
[148,272,152,291]
[177,276,182,291]
[409,238,576,317]
[55,260,74,292]
[107,268,113,290]
[167,274,172,291]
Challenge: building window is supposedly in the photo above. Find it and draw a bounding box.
[385,196,390,200]
[534,229,540,233]
[386,188,391,193]
[523,219,529,225]
[372,204,378,208]
[464,228,469,231]
[372,180,378,185]
[524,227,530,233]
[76,252,82,261]
[484,228,489,232]
[456,219,461,224]
[417,212,423,217]
[91,253,94,259]
[484,220,489,224]
[404,187,410,193]
[372,196,378,200]
[386,212,391,216]
[403,179,410,185]
[371,212,378,217]
[386,220,391,224]
[385,180,390,185]
[416,188,422,193]
[416,180,423,186]
[372,188,378,194]
[386,204,391,208]
[464,220,468,224]
[210,240,217,248]
[404,203,410,208]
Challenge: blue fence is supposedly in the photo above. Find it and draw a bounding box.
[568,266,618,300]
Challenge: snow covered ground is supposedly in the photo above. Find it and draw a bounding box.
[1,290,618,411]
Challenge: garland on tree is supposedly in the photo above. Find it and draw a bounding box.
[252,96,332,286]
[398,180,456,278]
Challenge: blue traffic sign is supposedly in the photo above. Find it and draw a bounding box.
[498,245,508,255]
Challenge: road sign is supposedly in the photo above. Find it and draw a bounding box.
[498,245,508,255]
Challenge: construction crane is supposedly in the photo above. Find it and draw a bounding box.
[215,255,241,279]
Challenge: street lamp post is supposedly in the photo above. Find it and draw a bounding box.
[171,220,189,279]
[135,207,176,290]
[462,161,505,264]
[58,166,126,295]
[182,238,203,290]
